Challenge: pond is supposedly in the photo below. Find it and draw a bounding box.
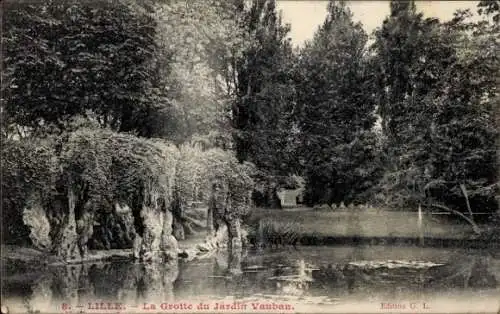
[2,245,500,313]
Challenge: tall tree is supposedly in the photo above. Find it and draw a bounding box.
[372,1,499,217]
[295,1,379,205]
[371,1,456,209]
[232,0,296,172]
[476,0,500,209]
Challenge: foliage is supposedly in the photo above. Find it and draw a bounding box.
[204,149,256,218]
[2,0,499,249]
[175,143,211,205]
[58,128,180,214]
[255,217,301,247]
[172,143,214,238]
[295,1,380,205]
[2,125,257,246]
[478,0,500,23]
[174,143,255,211]
[153,0,248,144]
[1,127,181,246]
[232,0,298,175]
[251,171,302,208]
[2,0,176,137]
[1,137,59,243]
[372,0,499,215]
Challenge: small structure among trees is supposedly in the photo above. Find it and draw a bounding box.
[276,176,306,208]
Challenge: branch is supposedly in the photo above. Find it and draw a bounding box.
[428,203,482,235]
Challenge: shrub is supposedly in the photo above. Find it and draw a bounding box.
[2,127,182,248]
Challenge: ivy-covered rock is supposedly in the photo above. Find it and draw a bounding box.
[22,198,52,251]
[1,137,59,245]
[3,126,257,262]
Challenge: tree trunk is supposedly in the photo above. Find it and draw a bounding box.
[430,203,482,235]
[207,202,214,235]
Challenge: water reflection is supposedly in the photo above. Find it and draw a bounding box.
[4,246,499,312]
[228,247,243,275]
[424,253,498,290]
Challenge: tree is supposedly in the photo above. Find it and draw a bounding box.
[2,0,176,138]
[152,0,248,145]
[478,0,500,23]
[295,1,379,205]
[232,0,297,173]
[371,2,456,209]
[475,0,500,209]
[372,1,499,222]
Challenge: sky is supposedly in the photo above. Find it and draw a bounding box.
[276,1,478,46]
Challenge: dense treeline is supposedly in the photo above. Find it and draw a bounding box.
[1,0,499,256]
[231,0,498,217]
[372,1,498,219]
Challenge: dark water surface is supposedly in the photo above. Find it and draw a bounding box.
[2,245,500,313]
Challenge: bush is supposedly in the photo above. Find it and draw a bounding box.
[2,128,182,248]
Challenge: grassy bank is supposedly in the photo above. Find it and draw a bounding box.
[247,208,493,246]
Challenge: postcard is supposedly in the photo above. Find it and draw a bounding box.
[1,1,499,313]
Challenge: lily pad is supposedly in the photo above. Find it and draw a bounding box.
[347,260,445,269]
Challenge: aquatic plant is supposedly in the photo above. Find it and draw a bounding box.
[256,218,301,248]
